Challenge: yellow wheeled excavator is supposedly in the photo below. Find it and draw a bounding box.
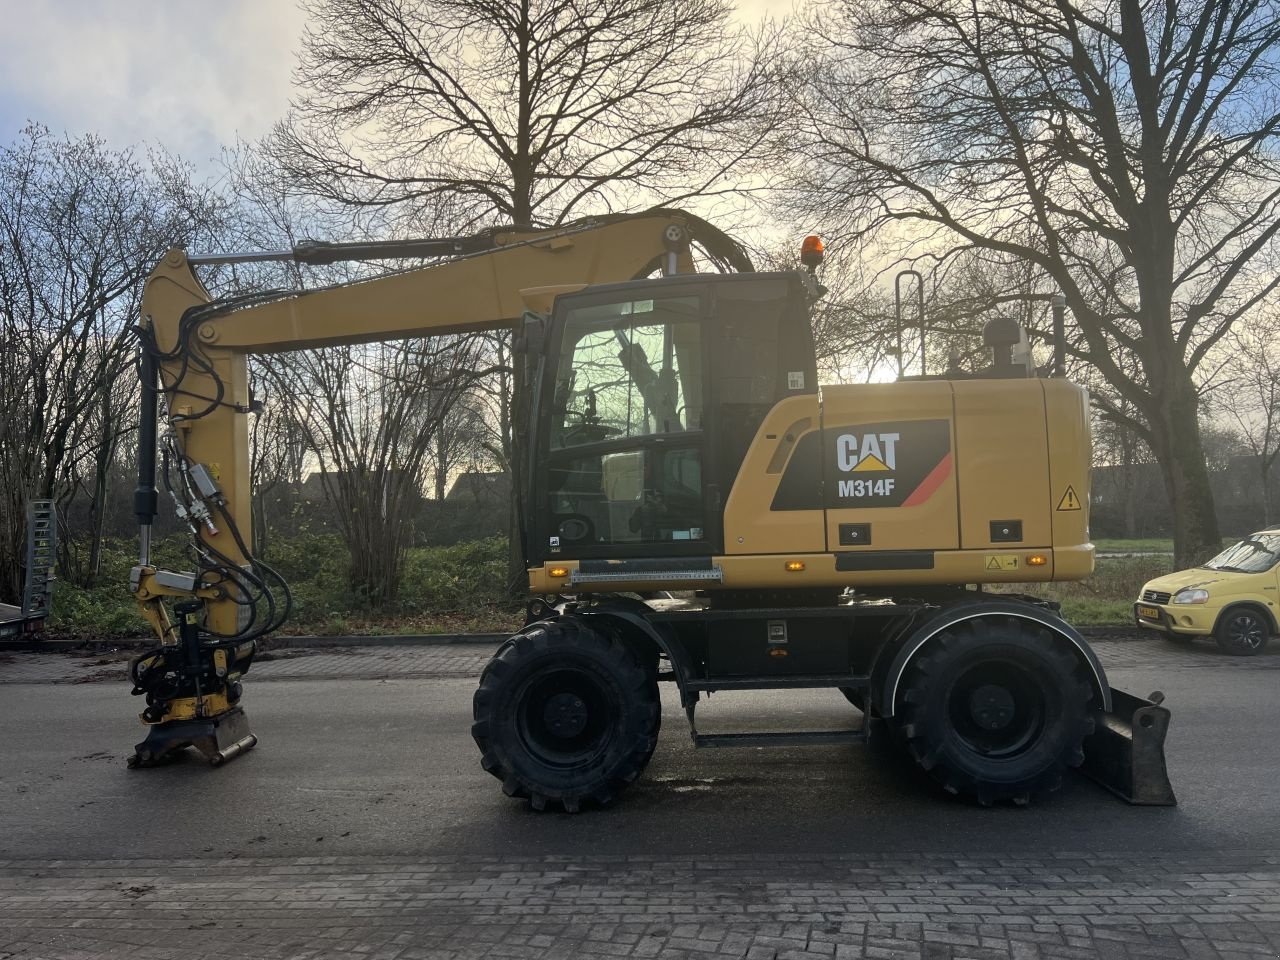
[127,209,1174,807]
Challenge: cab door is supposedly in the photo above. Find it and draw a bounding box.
[529,284,714,564]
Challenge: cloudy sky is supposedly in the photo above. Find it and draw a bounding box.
[0,0,789,170]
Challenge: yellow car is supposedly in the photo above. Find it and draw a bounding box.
[1134,531,1280,656]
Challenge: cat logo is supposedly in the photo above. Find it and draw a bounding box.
[771,418,952,512]
[836,432,900,473]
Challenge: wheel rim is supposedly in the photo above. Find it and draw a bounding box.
[515,667,618,769]
[945,660,1048,759]
[1224,613,1265,651]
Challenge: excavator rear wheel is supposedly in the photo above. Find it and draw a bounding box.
[472,617,661,813]
[893,617,1096,806]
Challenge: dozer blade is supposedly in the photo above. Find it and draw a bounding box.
[128,707,258,768]
[1080,688,1175,805]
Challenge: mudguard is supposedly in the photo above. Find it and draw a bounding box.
[877,600,1113,717]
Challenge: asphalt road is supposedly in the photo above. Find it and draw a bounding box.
[2,649,1278,862]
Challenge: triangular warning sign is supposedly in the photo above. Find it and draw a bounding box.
[986,557,1001,570]
[1057,485,1082,511]
[853,454,889,472]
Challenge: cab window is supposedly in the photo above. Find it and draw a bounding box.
[541,294,707,551]
[551,296,702,448]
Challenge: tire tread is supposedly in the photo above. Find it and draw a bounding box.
[473,616,660,813]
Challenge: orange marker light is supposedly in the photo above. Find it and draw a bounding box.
[785,560,806,572]
[800,235,825,269]
[1026,555,1048,567]
[549,566,569,578]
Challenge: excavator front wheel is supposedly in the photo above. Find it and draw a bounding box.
[893,617,1096,806]
[472,617,661,813]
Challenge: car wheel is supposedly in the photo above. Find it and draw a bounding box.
[1214,607,1271,657]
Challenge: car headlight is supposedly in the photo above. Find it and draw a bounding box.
[1173,588,1209,604]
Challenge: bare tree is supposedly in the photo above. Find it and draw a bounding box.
[784,0,1280,566]
[428,393,491,503]
[1213,312,1280,524]
[218,144,502,601]
[0,125,222,595]
[271,0,773,233]
[1092,399,1159,539]
[248,387,311,556]
[262,337,487,605]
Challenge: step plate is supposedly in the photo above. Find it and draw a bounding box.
[571,566,723,585]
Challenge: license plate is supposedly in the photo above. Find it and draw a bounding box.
[1137,604,1160,620]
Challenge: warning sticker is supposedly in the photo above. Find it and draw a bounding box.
[985,554,1020,571]
[1056,485,1082,511]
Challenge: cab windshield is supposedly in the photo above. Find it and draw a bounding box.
[1202,534,1280,573]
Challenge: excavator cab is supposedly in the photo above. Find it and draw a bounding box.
[527,273,817,565]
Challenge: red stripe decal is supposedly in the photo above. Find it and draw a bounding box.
[902,452,953,507]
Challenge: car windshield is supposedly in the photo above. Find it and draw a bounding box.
[1202,533,1280,573]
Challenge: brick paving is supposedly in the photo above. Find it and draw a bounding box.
[1,852,1278,959]
[1088,638,1280,670]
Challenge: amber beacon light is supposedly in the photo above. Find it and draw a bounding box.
[800,235,825,269]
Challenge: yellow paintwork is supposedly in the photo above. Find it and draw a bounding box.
[722,395,825,554]
[131,566,225,645]
[147,220,697,354]
[952,380,1051,548]
[140,691,233,724]
[1135,538,1280,637]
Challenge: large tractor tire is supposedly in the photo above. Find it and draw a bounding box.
[472,617,661,812]
[893,617,1096,806]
